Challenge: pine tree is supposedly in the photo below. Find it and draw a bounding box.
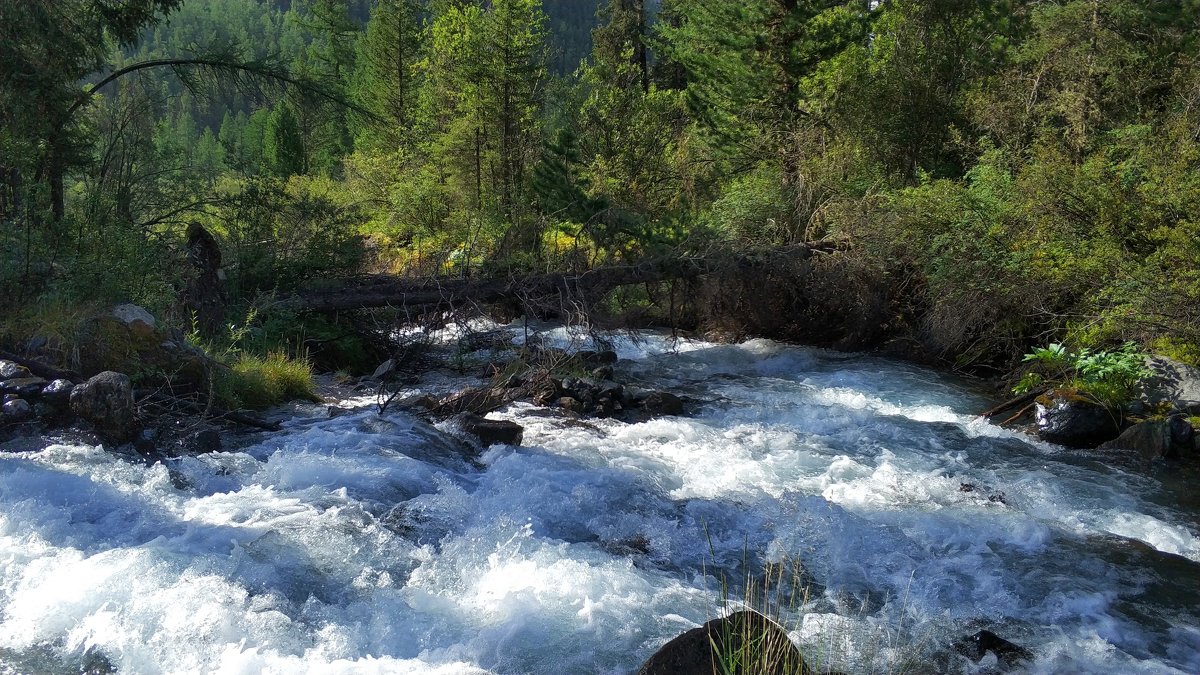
[265,103,306,178]
[352,0,426,149]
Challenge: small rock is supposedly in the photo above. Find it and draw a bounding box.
[2,399,33,421]
[591,365,615,381]
[0,360,32,380]
[1,377,49,398]
[451,413,524,447]
[636,610,807,675]
[134,428,159,453]
[111,303,157,339]
[70,371,137,442]
[559,396,585,414]
[41,379,75,405]
[952,629,1032,666]
[642,391,685,416]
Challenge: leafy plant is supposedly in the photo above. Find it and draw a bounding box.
[1014,341,1150,408]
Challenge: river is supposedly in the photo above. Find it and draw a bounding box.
[2,327,1199,674]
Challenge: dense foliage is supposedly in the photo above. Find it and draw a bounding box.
[4,0,1200,373]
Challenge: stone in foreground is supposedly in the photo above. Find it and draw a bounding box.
[637,610,809,675]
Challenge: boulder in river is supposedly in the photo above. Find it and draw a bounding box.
[636,610,809,675]
[1098,418,1194,460]
[69,371,137,442]
[641,391,685,416]
[1034,392,1122,448]
[451,413,524,447]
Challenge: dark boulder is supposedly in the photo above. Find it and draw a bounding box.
[452,413,524,447]
[185,428,224,454]
[591,365,615,381]
[558,396,585,414]
[70,371,137,442]
[1035,393,1122,448]
[952,629,1032,667]
[1099,420,1173,460]
[637,610,809,675]
[642,392,685,417]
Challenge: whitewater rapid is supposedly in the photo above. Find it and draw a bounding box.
[2,328,1199,673]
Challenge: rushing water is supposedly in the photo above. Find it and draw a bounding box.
[2,328,1200,674]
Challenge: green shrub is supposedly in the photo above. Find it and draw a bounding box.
[1014,342,1150,408]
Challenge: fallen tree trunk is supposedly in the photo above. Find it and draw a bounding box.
[281,244,839,314]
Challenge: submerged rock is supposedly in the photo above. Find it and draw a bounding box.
[70,371,137,442]
[641,391,685,416]
[637,610,809,675]
[1035,392,1122,448]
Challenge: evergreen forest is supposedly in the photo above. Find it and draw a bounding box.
[4,0,1200,378]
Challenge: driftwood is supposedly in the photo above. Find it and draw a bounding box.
[981,387,1048,420]
[0,348,83,383]
[281,244,842,314]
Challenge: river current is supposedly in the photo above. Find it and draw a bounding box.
[2,327,1199,674]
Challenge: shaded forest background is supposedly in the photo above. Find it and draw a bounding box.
[3,0,1200,378]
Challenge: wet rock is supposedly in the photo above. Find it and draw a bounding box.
[636,610,809,675]
[186,428,223,454]
[40,378,75,405]
[1,376,48,398]
[134,427,159,453]
[952,629,1032,667]
[1099,420,1178,460]
[70,371,137,442]
[0,360,32,380]
[1035,393,1122,448]
[591,365,615,381]
[642,391,685,417]
[2,398,33,421]
[452,413,524,447]
[558,396,585,414]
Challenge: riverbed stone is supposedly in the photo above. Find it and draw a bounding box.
[111,303,157,339]
[0,360,31,380]
[636,610,808,675]
[40,379,75,406]
[1,377,49,398]
[70,371,137,442]
[2,398,33,421]
[1035,393,1122,448]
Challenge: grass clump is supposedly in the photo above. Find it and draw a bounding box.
[214,352,320,410]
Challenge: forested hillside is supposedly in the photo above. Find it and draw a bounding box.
[3,0,1200,381]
